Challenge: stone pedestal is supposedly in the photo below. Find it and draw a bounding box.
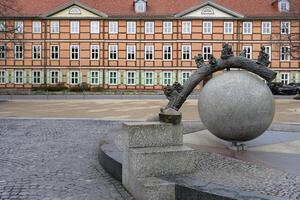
[122,122,199,200]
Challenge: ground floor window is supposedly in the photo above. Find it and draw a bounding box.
[90,71,100,85]
[145,72,154,86]
[242,46,252,59]
[280,73,289,85]
[127,71,136,85]
[0,70,5,83]
[163,72,172,86]
[32,71,41,84]
[70,71,80,85]
[109,71,118,85]
[50,71,59,84]
[182,71,191,84]
[14,70,24,84]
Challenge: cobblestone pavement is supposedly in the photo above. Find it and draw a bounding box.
[0,118,133,200]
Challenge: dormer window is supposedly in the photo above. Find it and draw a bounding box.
[134,0,147,13]
[279,0,290,12]
[69,7,81,14]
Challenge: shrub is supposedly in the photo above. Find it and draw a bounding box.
[32,83,68,92]
[68,82,90,92]
[90,86,105,92]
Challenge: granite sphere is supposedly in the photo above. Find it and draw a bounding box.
[198,71,275,142]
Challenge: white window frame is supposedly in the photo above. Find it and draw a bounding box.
[32,70,42,84]
[242,46,252,59]
[163,71,172,86]
[264,46,272,61]
[0,21,5,32]
[144,71,154,86]
[262,22,272,35]
[32,45,42,60]
[90,70,100,85]
[70,45,80,60]
[108,71,118,85]
[145,45,154,61]
[126,71,136,85]
[14,70,24,84]
[32,21,41,33]
[224,21,233,34]
[203,21,212,34]
[182,21,191,34]
[127,45,136,60]
[279,0,290,12]
[70,21,80,34]
[15,21,24,33]
[280,73,289,85]
[0,45,6,59]
[243,22,252,34]
[70,71,80,85]
[50,45,59,60]
[182,71,191,84]
[145,21,154,34]
[109,21,118,34]
[0,70,6,84]
[109,45,118,60]
[90,21,100,34]
[50,21,60,33]
[163,45,172,61]
[90,45,100,60]
[280,46,290,61]
[15,45,23,60]
[163,21,173,34]
[127,21,136,34]
[50,70,60,84]
[281,21,290,34]
[203,45,212,61]
[182,45,191,61]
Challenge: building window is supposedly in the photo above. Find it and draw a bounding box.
[32,45,41,60]
[0,70,6,84]
[203,46,212,61]
[51,21,59,33]
[145,72,154,86]
[51,45,59,60]
[91,21,99,34]
[203,21,212,34]
[182,72,191,84]
[127,21,136,34]
[281,21,290,34]
[90,71,99,85]
[280,46,290,61]
[182,21,191,34]
[264,46,272,61]
[135,1,146,13]
[15,45,23,60]
[243,22,252,34]
[279,0,289,12]
[127,45,136,60]
[280,73,289,84]
[262,22,271,34]
[14,70,24,84]
[224,22,233,34]
[182,45,191,60]
[32,71,41,84]
[32,21,41,33]
[109,21,118,34]
[90,45,99,60]
[163,45,172,60]
[70,45,80,60]
[50,71,59,84]
[70,21,79,34]
[0,45,5,59]
[127,71,136,85]
[70,71,80,85]
[109,71,118,85]
[109,45,118,60]
[145,22,154,34]
[145,45,154,61]
[15,21,24,33]
[69,7,81,14]
[0,21,5,32]
[163,72,172,86]
[163,21,173,34]
[242,46,252,59]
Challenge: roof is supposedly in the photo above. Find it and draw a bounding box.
[2,0,300,18]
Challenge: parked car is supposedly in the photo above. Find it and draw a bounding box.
[288,83,300,93]
[267,82,298,95]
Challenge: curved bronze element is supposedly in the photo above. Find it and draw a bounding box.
[162,44,277,111]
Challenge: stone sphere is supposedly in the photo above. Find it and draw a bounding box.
[198,71,275,142]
